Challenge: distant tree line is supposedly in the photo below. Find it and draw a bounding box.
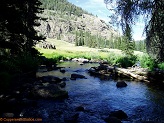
[74,29,146,53]
[135,40,146,52]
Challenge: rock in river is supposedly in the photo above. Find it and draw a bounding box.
[104,116,122,123]
[41,76,62,84]
[75,106,85,112]
[109,110,128,120]
[116,81,127,88]
[30,84,68,99]
[71,74,86,79]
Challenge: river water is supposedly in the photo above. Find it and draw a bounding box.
[25,62,164,123]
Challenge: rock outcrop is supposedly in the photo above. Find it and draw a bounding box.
[37,10,118,43]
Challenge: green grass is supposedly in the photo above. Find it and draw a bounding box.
[37,39,123,61]
[36,38,145,68]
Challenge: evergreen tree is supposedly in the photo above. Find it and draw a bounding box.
[75,30,78,46]
[0,0,45,55]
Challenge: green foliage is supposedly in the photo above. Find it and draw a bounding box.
[105,52,121,65]
[158,63,164,70]
[116,55,137,68]
[105,0,164,62]
[120,36,135,56]
[40,0,91,17]
[135,40,146,52]
[139,54,156,70]
[0,0,45,56]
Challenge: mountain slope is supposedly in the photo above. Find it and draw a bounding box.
[37,0,119,48]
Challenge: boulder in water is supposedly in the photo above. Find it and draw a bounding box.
[41,76,62,83]
[116,81,127,88]
[60,69,66,73]
[75,106,85,112]
[58,81,66,88]
[30,84,68,99]
[104,116,122,123]
[109,110,128,120]
[71,74,86,79]
[64,113,79,123]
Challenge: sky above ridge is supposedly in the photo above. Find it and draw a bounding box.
[67,0,145,41]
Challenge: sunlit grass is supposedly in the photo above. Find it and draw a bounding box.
[37,38,124,60]
[36,38,146,67]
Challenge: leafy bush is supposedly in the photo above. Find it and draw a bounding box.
[115,55,137,68]
[106,53,121,65]
[139,54,156,70]
[158,62,164,70]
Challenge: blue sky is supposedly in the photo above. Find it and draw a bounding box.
[67,0,145,41]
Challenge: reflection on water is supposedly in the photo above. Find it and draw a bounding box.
[30,62,164,123]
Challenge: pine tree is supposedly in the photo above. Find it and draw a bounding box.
[0,0,45,55]
[75,30,78,46]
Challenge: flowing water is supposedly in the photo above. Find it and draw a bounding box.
[24,62,164,123]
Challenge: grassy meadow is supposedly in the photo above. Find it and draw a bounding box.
[37,39,164,70]
[36,39,152,68]
[37,38,127,61]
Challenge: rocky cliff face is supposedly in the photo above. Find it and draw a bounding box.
[37,10,118,43]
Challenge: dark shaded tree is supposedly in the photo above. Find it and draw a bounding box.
[0,0,45,55]
[104,0,164,62]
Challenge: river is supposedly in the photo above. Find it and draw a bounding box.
[24,62,164,123]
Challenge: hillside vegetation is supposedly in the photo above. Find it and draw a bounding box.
[37,0,146,54]
[37,0,122,49]
[40,0,91,16]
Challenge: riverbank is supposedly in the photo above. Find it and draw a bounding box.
[36,39,144,67]
[37,39,164,71]
[1,60,164,123]
[88,62,164,85]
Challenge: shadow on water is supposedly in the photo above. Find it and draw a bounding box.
[25,62,164,123]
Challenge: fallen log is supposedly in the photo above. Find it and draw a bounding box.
[116,68,150,83]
